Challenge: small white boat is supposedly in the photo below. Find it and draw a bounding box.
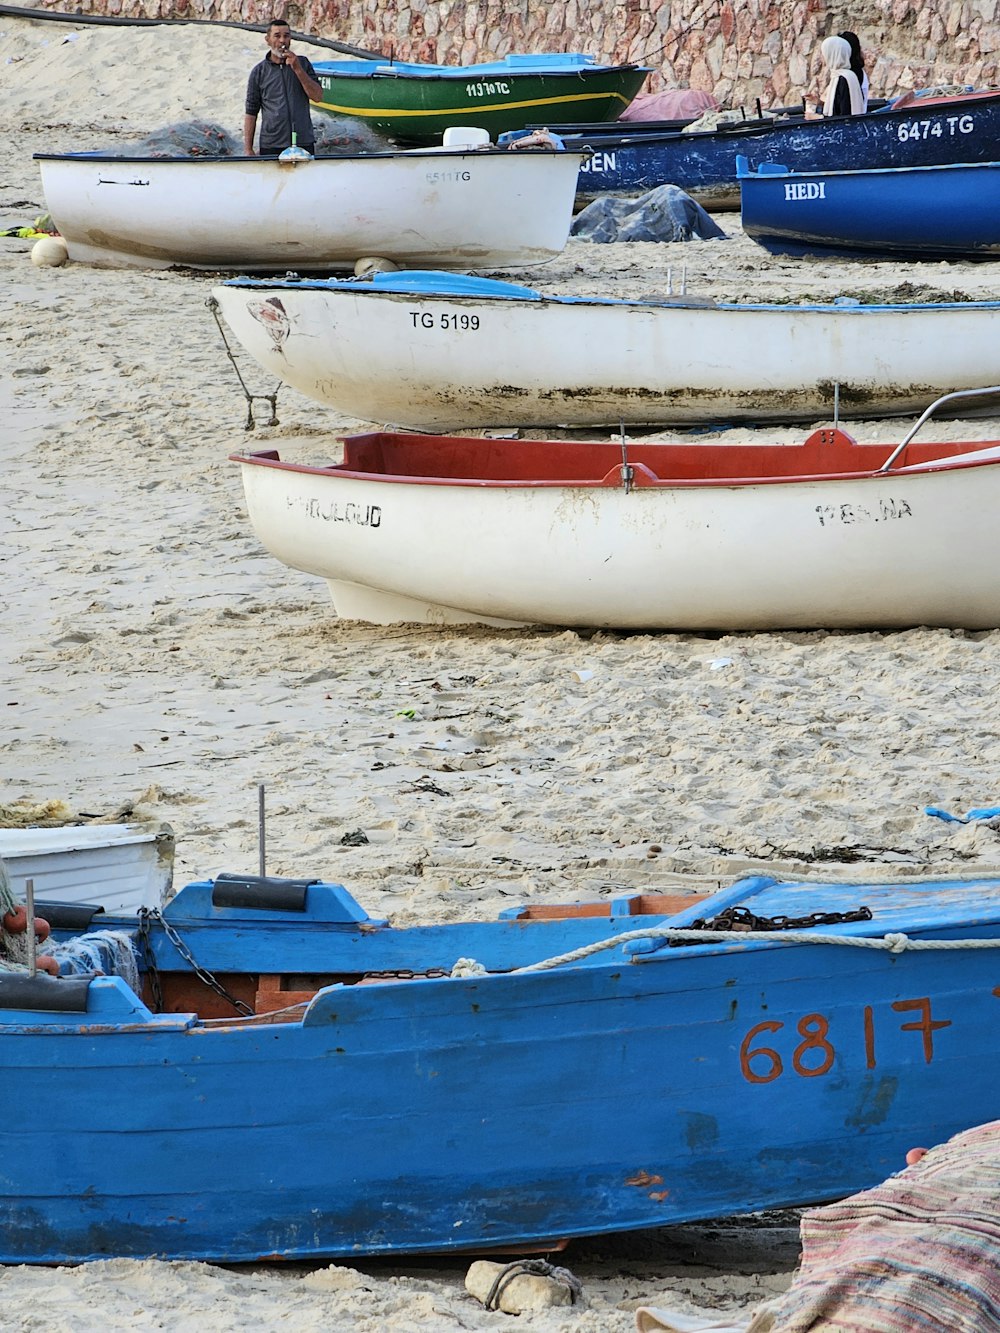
[33,143,583,271]
[212,270,1000,428]
[0,822,174,913]
[229,389,1000,630]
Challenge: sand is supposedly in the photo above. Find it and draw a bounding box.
[4,12,1000,1328]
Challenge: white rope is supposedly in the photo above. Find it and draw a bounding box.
[500,926,1000,974]
[451,956,488,978]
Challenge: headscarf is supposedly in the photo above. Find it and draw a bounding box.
[839,31,865,82]
[839,30,869,109]
[821,35,864,116]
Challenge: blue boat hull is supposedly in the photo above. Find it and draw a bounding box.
[4,872,1000,1262]
[740,158,1000,259]
[552,93,1000,208]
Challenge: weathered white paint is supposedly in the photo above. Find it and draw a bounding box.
[212,281,1000,427]
[0,824,175,912]
[232,444,1000,630]
[36,147,583,270]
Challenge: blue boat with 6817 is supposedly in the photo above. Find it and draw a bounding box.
[3,868,1000,1262]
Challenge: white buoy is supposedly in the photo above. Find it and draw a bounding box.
[354,256,400,277]
[30,236,68,267]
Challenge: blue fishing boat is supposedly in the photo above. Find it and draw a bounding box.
[738,155,1000,260]
[3,868,1000,1262]
[512,89,1000,209]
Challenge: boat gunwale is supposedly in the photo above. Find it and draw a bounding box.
[218,279,1000,316]
[549,89,1000,150]
[230,444,1000,490]
[742,156,1000,184]
[312,63,651,83]
[9,913,1000,1038]
[32,146,590,165]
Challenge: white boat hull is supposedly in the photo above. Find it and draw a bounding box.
[233,447,1000,630]
[212,281,1000,427]
[34,150,583,271]
[0,824,174,913]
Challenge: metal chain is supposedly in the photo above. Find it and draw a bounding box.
[138,908,254,1016]
[136,908,164,1012]
[669,904,873,946]
[363,968,451,980]
[205,296,281,430]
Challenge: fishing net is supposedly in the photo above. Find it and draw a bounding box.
[313,115,393,155]
[96,120,242,157]
[571,184,727,244]
[682,107,758,132]
[0,856,34,971]
[0,798,73,827]
[0,855,139,987]
[0,859,17,921]
[91,116,389,158]
[48,930,140,991]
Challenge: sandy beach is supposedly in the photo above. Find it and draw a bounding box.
[4,13,1000,1328]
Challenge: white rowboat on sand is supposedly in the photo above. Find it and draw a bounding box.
[34,145,583,271]
[229,388,1000,630]
[212,270,1000,429]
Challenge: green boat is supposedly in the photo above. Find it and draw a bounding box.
[311,53,650,145]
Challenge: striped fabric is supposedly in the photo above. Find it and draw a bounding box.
[753,1121,1000,1332]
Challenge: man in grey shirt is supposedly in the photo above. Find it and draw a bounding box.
[244,19,323,156]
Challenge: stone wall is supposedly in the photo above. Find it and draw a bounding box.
[43,0,1000,107]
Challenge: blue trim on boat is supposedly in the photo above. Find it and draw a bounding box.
[222,271,1000,314]
[311,54,647,78]
[224,270,543,299]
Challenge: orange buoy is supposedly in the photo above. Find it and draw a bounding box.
[34,917,51,942]
[2,906,28,934]
[36,956,60,977]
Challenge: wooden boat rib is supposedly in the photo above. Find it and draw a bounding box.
[229,395,1000,629]
[33,146,584,271]
[212,270,1000,429]
[739,155,1000,260]
[4,867,1000,1262]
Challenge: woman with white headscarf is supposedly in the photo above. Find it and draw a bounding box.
[821,34,865,116]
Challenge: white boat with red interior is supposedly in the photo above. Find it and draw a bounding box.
[230,388,1000,630]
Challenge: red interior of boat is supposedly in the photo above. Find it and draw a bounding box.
[325,430,993,485]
